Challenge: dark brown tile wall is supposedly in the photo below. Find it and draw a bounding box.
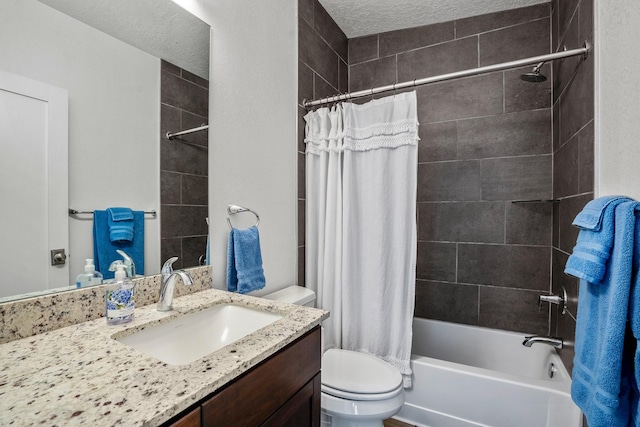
[160,60,209,270]
[297,2,594,344]
[297,0,348,286]
[347,4,553,335]
[551,0,594,377]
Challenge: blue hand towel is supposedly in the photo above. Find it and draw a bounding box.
[227,226,266,294]
[94,210,145,279]
[107,207,134,242]
[569,201,638,427]
[565,197,632,284]
[572,195,629,230]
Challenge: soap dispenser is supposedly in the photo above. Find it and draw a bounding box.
[105,263,135,325]
[76,259,103,288]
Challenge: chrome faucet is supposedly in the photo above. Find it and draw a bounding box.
[538,286,568,315]
[157,257,194,312]
[523,336,563,349]
[116,249,136,278]
[539,294,564,305]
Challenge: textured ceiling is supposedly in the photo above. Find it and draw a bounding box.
[36,0,551,76]
[38,0,209,79]
[319,0,550,38]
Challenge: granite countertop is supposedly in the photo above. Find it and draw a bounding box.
[0,289,328,426]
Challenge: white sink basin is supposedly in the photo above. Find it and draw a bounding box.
[116,304,282,365]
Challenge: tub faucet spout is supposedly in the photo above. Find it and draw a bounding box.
[157,257,193,312]
[522,336,563,349]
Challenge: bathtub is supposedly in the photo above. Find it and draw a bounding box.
[394,318,582,427]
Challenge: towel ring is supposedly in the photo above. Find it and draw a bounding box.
[227,204,260,230]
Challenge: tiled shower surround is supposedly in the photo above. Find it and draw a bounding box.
[349,4,555,335]
[298,0,594,373]
[551,0,595,375]
[160,60,209,270]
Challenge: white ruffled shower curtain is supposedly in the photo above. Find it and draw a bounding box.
[304,91,419,385]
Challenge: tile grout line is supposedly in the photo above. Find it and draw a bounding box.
[503,202,507,245]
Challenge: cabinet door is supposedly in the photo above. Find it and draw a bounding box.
[201,327,321,427]
[168,407,201,427]
[261,373,321,427]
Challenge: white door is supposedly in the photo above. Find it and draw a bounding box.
[0,70,69,298]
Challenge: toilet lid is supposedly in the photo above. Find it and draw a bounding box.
[321,349,403,395]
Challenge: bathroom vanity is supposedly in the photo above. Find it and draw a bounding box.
[166,327,321,426]
[0,288,327,426]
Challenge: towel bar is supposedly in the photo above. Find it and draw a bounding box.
[166,124,209,140]
[69,209,157,217]
[227,204,260,230]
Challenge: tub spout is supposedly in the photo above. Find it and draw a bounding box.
[522,336,563,349]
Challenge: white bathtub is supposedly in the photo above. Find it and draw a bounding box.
[394,318,582,427]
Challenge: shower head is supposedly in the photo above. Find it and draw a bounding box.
[520,62,547,83]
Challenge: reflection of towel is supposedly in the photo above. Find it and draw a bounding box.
[227,226,265,294]
[568,200,637,426]
[205,234,210,266]
[94,210,145,279]
[107,207,134,242]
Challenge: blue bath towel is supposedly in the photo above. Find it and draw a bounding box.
[107,207,134,242]
[94,210,145,280]
[565,197,632,284]
[628,206,640,427]
[572,195,629,230]
[569,200,638,427]
[227,226,265,294]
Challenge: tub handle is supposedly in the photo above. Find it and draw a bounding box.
[538,285,567,315]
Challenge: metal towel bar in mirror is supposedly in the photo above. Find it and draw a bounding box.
[227,204,260,229]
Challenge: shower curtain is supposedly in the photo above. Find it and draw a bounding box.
[305,91,419,385]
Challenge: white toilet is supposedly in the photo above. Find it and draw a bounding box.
[263,286,405,427]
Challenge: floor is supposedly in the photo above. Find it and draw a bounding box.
[384,419,415,427]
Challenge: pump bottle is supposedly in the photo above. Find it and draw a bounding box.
[105,263,135,325]
[76,259,103,288]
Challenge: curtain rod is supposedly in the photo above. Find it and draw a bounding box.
[166,124,209,140]
[303,42,591,109]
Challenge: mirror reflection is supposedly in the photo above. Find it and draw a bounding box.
[0,0,210,302]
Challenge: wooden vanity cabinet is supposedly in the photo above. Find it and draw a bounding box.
[167,407,201,427]
[165,326,321,427]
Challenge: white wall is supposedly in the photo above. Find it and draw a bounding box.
[178,0,299,292]
[0,0,161,284]
[594,0,640,199]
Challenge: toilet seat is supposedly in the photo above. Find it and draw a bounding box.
[321,383,403,401]
[321,349,403,401]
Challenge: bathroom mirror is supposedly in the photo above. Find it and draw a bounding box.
[0,0,209,302]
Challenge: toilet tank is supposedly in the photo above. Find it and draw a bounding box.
[263,286,316,307]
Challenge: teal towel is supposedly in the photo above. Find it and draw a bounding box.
[94,210,145,280]
[565,197,632,284]
[227,226,265,294]
[569,200,637,426]
[107,207,134,242]
[572,196,629,231]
